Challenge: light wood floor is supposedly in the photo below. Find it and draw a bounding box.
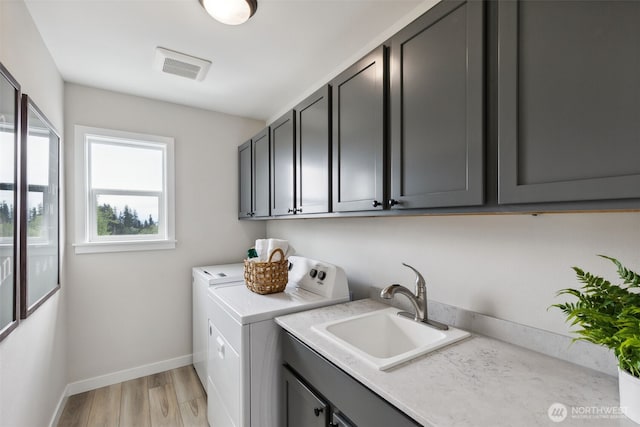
[57,365,208,427]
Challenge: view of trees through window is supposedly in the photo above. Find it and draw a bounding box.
[27,203,44,237]
[0,199,47,238]
[96,203,157,236]
[0,200,13,238]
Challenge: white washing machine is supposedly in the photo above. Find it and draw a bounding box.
[206,255,350,427]
[192,263,245,387]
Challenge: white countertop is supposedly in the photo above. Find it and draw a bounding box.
[275,299,634,427]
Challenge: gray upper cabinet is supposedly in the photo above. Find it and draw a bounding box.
[238,140,252,218]
[271,111,296,216]
[332,46,386,212]
[252,128,270,217]
[296,86,331,215]
[498,0,640,204]
[238,128,270,218]
[390,0,484,210]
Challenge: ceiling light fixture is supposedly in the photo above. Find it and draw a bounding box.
[200,0,258,25]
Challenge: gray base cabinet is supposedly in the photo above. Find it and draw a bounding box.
[282,331,421,427]
[390,0,484,210]
[498,0,640,204]
[283,367,329,427]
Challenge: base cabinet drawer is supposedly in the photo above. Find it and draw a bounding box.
[282,331,421,427]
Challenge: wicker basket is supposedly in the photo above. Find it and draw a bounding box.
[244,248,288,295]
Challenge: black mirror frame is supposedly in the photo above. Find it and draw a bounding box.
[0,62,20,342]
[19,94,60,319]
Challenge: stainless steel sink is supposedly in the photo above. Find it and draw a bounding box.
[312,307,470,370]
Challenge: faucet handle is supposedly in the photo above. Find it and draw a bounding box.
[402,263,425,291]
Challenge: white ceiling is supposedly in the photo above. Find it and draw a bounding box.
[25,0,429,121]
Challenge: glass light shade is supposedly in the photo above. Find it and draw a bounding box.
[200,0,257,25]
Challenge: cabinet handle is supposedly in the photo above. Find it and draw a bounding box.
[296,208,303,214]
[372,200,381,208]
[313,407,324,417]
[389,199,399,207]
[287,208,294,213]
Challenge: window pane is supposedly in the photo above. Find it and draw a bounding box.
[27,130,50,186]
[96,194,159,236]
[27,191,44,238]
[0,131,14,241]
[0,126,14,184]
[0,71,16,333]
[0,190,13,239]
[90,140,163,191]
[25,103,59,309]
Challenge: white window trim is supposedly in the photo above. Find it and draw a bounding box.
[73,125,176,254]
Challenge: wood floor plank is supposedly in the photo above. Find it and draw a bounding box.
[171,366,204,404]
[149,383,184,427]
[179,397,208,427]
[147,371,173,389]
[86,383,122,427]
[120,376,151,427]
[57,367,208,427]
[57,390,95,427]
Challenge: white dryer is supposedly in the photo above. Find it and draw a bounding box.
[192,263,244,387]
[206,255,350,427]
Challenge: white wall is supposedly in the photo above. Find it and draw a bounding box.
[0,1,67,426]
[268,212,640,336]
[64,83,265,383]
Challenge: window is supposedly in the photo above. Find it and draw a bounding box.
[21,94,60,317]
[0,62,19,341]
[74,126,175,254]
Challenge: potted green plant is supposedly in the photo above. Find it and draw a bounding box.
[552,255,640,424]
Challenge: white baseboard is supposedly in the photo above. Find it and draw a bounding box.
[48,384,70,427]
[49,353,193,426]
[67,354,193,396]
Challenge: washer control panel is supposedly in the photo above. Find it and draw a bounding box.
[287,256,349,299]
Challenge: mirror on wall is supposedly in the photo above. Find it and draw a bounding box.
[20,94,60,318]
[0,63,20,340]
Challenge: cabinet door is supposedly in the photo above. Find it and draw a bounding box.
[283,332,422,427]
[296,86,331,215]
[498,0,640,204]
[283,367,328,427]
[332,46,385,212]
[252,128,270,217]
[238,140,253,218]
[390,0,484,209]
[271,111,296,216]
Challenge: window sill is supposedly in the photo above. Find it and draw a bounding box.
[73,239,177,254]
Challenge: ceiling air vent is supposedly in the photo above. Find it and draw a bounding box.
[154,47,211,81]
